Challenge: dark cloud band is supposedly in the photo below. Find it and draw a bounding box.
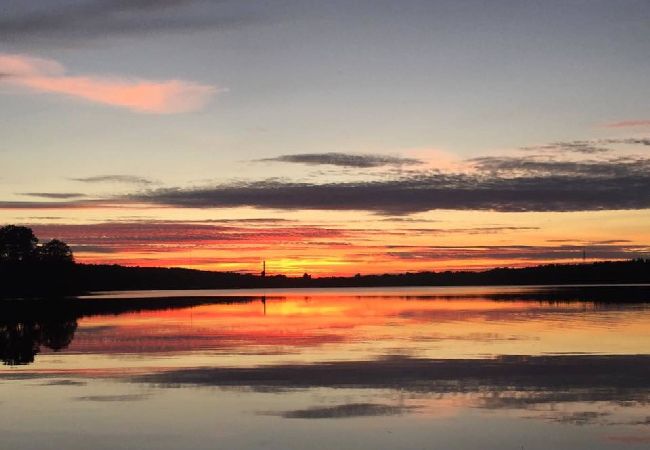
[257,152,423,168]
[71,175,153,185]
[0,0,258,43]
[18,192,87,199]
[133,166,650,214]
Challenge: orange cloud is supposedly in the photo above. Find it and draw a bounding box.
[602,119,650,128]
[0,53,217,113]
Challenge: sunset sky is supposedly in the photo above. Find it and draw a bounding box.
[1,0,649,275]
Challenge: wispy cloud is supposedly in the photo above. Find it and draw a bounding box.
[258,153,423,168]
[75,394,149,402]
[0,200,108,210]
[520,140,611,154]
[384,244,649,261]
[603,120,650,128]
[18,192,87,199]
[30,221,347,247]
[520,137,650,154]
[0,0,258,43]
[0,53,218,113]
[270,403,415,419]
[70,174,154,185]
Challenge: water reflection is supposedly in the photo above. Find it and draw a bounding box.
[1,285,650,366]
[0,317,77,365]
[0,286,649,450]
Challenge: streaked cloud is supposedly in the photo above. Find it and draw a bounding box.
[18,192,87,199]
[521,137,650,154]
[270,403,415,419]
[70,174,154,185]
[605,138,650,146]
[0,0,258,43]
[394,226,540,235]
[0,53,218,113]
[0,200,108,209]
[520,140,611,155]
[258,152,423,168]
[603,120,650,128]
[132,155,650,214]
[30,221,347,248]
[467,155,648,177]
[75,394,149,402]
[384,244,649,261]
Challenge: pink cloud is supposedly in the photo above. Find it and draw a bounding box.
[0,53,218,113]
[602,119,650,128]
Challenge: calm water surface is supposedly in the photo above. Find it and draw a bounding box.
[1,286,649,449]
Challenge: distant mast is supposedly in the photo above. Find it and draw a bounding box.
[261,260,266,278]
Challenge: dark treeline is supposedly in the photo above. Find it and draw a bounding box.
[2,225,650,297]
[0,225,75,297]
[74,259,650,292]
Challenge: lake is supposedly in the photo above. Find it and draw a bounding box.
[1,286,649,449]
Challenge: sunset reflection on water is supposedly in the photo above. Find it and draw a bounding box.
[1,286,649,450]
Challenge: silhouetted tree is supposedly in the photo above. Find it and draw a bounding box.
[37,239,74,264]
[0,225,77,297]
[0,225,38,263]
[0,318,78,365]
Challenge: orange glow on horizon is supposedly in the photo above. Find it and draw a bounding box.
[1,205,648,276]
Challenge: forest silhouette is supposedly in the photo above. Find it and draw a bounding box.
[2,225,650,297]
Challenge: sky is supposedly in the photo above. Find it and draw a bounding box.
[1,0,649,275]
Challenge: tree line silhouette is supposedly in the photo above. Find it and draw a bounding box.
[0,225,76,297]
[1,224,650,297]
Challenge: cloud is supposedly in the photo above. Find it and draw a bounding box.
[269,403,415,419]
[384,244,649,261]
[377,217,440,223]
[30,221,347,249]
[0,0,258,43]
[604,137,650,146]
[603,120,650,128]
[18,192,87,199]
[132,155,650,214]
[42,379,87,386]
[0,200,106,209]
[521,140,611,154]
[393,226,540,235]
[70,245,120,254]
[520,137,650,154]
[6,142,650,215]
[467,155,649,177]
[0,53,217,113]
[75,394,149,402]
[70,174,154,185]
[258,153,423,168]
